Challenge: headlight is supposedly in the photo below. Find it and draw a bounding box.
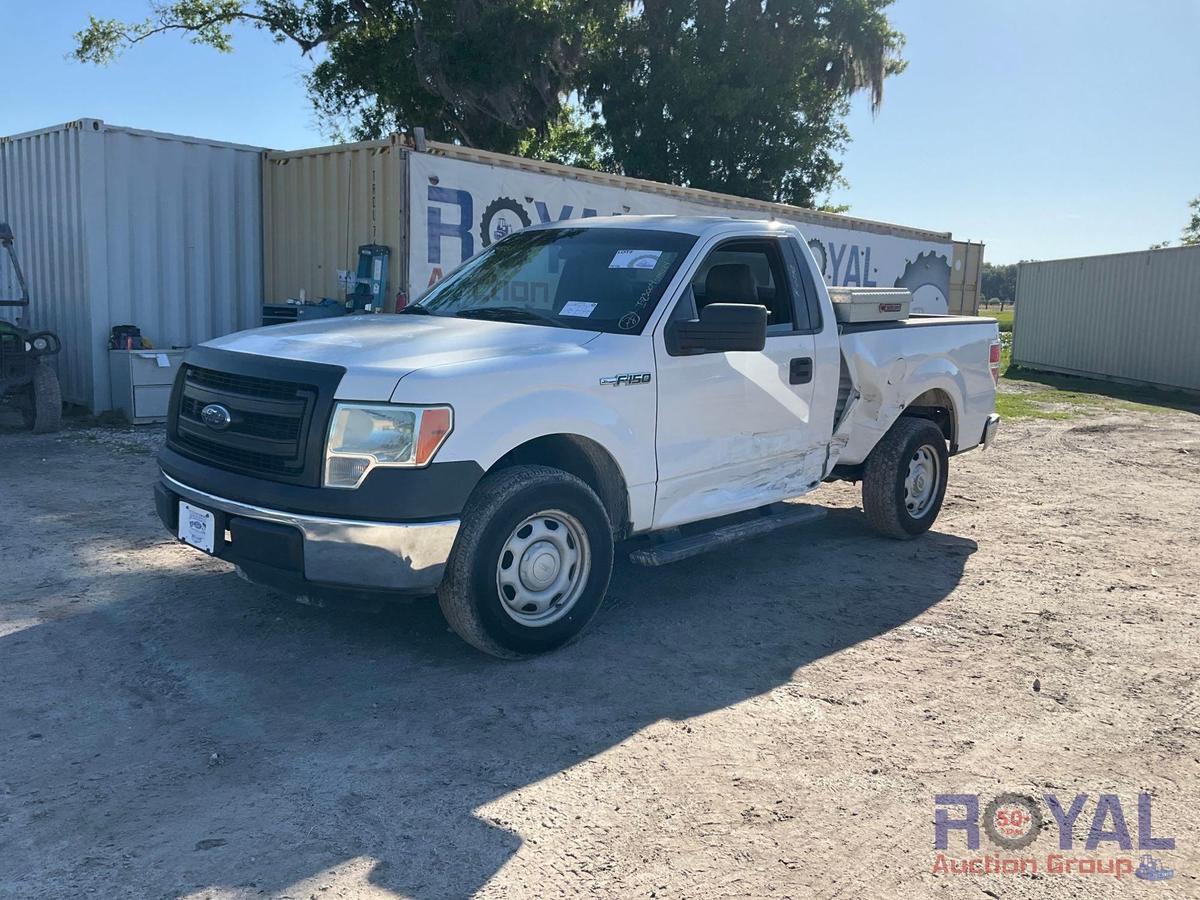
[31,336,49,351]
[324,403,453,488]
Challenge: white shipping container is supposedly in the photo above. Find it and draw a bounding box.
[0,119,264,410]
[408,144,969,315]
[263,138,982,317]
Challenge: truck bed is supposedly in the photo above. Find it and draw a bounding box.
[833,315,998,466]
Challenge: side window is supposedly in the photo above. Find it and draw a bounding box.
[689,239,799,334]
[784,239,821,333]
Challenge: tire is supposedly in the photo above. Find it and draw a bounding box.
[861,417,948,539]
[24,362,62,434]
[438,465,614,658]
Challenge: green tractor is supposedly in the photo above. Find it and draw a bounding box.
[1,223,62,433]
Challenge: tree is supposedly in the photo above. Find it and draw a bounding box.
[981,262,1017,306]
[584,0,905,206]
[74,0,623,152]
[518,106,612,171]
[74,1,906,207]
[1182,195,1200,246]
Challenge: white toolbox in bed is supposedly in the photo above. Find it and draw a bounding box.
[828,287,912,324]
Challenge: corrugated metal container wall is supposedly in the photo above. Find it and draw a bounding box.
[263,138,404,305]
[0,122,92,404]
[97,126,263,365]
[0,143,8,314]
[0,120,263,410]
[1014,245,1200,392]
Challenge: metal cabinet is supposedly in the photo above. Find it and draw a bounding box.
[108,349,186,424]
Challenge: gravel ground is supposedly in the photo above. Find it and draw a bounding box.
[1,404,1198,899]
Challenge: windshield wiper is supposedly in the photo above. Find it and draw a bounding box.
[454,306,559,325]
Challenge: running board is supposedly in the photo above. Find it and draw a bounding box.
[629,503,827,567]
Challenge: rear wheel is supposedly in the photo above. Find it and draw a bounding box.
[862,417,948,539]
[438,465,614,658]
[20,362,62,433]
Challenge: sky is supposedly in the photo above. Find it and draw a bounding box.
[1,0,1197,263]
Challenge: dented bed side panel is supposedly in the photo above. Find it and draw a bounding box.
[834,320,998,466]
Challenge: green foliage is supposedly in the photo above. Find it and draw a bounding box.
[978,307,1013,332]
[73,0,906,206]
[518,107,612,172]
[304,1,623,150]
[981,262,1018,305]
[1182,195,1200,246]
[584,0,905,206]
[75,1,300,63]
[76,1,622,153]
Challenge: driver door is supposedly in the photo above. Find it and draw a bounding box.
[652,234,825,529]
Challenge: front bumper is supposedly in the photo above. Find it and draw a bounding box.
[156,471,459,598]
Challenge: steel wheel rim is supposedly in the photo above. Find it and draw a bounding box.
[496,509,591,627]
[904,444,940,519]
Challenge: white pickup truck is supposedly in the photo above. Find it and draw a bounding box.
[156,216,1000,657]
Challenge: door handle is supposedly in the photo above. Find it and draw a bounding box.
[789,357,813,385]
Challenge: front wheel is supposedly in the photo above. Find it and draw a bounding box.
[861,417,949,539]
[438,465,614,658]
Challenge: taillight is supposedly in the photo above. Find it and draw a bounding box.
[989,341,1002,383]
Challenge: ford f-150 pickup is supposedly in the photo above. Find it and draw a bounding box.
[155,216,1001,657]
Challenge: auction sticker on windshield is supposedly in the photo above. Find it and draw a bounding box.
[559,301,598,317]
[609,250,662,269]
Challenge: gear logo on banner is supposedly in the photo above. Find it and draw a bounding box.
[479,198,532,248]
[895,250,952,314]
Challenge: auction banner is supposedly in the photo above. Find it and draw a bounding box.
[408,152,956,313]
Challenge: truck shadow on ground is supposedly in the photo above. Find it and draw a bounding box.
[0,503,975,898]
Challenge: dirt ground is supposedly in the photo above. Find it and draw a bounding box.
[1,398,1198,899]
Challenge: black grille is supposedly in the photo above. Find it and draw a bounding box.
[185,365,307,402]
[176,432,303,475]
[179,394,302,442]
[172,363,318,481]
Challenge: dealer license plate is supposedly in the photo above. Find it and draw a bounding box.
[178,501,216,554]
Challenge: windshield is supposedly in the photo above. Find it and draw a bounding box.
[411,227,696,334]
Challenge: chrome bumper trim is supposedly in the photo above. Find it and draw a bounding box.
[982,413,1001,450]
[161,472,458,593]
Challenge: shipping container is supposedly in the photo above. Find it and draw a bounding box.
[263,138,983,316]
[0,119,263,410]
[1013,245,1200,392]
[2,118,982,413]
[263,139,405,310]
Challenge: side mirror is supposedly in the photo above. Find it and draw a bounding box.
[667,303,768,355]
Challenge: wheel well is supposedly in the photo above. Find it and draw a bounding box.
[902,388,957,449]
[490,434,631,538]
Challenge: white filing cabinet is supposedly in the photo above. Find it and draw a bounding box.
[108,349,186,423]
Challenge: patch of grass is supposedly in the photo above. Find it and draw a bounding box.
[995,391,1073,421]
[978,307,1014,332]
[997,366,1199,420]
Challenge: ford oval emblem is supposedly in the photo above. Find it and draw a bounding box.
[200,403,233,431]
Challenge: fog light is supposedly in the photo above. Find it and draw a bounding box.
[326,456,372,488]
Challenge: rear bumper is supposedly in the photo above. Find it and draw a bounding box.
[155,471,458,598]
[981,413,1001,449]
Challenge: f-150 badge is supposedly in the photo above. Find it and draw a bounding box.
[599,373,652,386]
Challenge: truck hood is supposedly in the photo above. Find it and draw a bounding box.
[203,314,602,399]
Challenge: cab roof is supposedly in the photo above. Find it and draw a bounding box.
[524,214,797,238]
